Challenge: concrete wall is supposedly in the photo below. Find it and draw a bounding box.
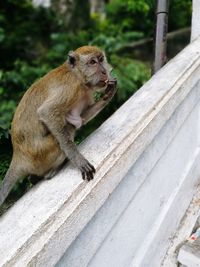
[0,37,200,267]
[191,0,200,41]
[57,38,200,267]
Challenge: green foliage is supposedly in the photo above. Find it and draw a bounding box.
[102,0,191,36]
[111,55,150,101]
[0,60,51,128]
[0,100,16,129]
[0,127,11,182]
[169,0,192,31]
[105,0,154,36]
[91,31,144,54]
[0,127,9,140]
[67,0,91,31]
[0,0,59,69]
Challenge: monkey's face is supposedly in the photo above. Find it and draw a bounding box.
[81,53,110,88]
[68,46,114,90]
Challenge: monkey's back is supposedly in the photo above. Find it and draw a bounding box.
[10,63,78,175]
[11,63,76,140]
[11,69,55,147]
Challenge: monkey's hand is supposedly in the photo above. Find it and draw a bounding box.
[81,78,117,125]
[74,154,96,181]
[103,78,117,101]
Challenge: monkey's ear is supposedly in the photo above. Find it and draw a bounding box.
[67,51,77,68]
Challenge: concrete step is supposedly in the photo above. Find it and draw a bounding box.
[178,235,200,267]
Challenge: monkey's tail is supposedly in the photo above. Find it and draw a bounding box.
[0,161,23,207]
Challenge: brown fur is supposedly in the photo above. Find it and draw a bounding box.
[11,64,72,176]
[75,45,102,55]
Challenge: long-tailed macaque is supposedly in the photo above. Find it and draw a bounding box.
[0,46,117,206]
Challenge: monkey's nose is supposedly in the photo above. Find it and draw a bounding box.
[100,65,107,75]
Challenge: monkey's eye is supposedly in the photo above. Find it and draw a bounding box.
[99,56,104,63]
[89,59,96,65]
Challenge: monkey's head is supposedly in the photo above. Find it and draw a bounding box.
[67,46,116,89]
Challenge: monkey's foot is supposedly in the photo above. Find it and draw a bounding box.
[28,175,43,185]
[79,159,96,181]
[44,169,59,180]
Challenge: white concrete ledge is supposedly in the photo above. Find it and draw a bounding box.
[1,38,200,267]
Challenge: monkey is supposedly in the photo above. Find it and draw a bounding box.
[0,46,117,206]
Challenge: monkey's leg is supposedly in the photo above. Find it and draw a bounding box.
[0,162,24,206]
[38,105,96,181]
[61,125,95,181]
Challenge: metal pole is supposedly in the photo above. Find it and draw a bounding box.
[153,0,169,74]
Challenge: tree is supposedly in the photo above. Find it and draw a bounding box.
[89,0,106,19]
[51,0,90,31]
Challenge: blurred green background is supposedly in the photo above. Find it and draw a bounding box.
[0,0,192,210]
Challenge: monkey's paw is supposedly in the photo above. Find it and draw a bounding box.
[79,159,96,181]
[103,79,117,101]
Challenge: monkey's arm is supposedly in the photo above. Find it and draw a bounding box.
[82,99,109,125]
[82,84,117,125]
[37,103,95,181]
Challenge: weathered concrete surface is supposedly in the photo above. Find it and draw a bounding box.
[161,187,200,267]
[1,37,200,267]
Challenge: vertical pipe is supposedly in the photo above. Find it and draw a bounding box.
[153,0,169,74]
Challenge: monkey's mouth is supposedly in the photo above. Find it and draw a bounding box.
[98,78,117,87]
[107,78,117,87]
